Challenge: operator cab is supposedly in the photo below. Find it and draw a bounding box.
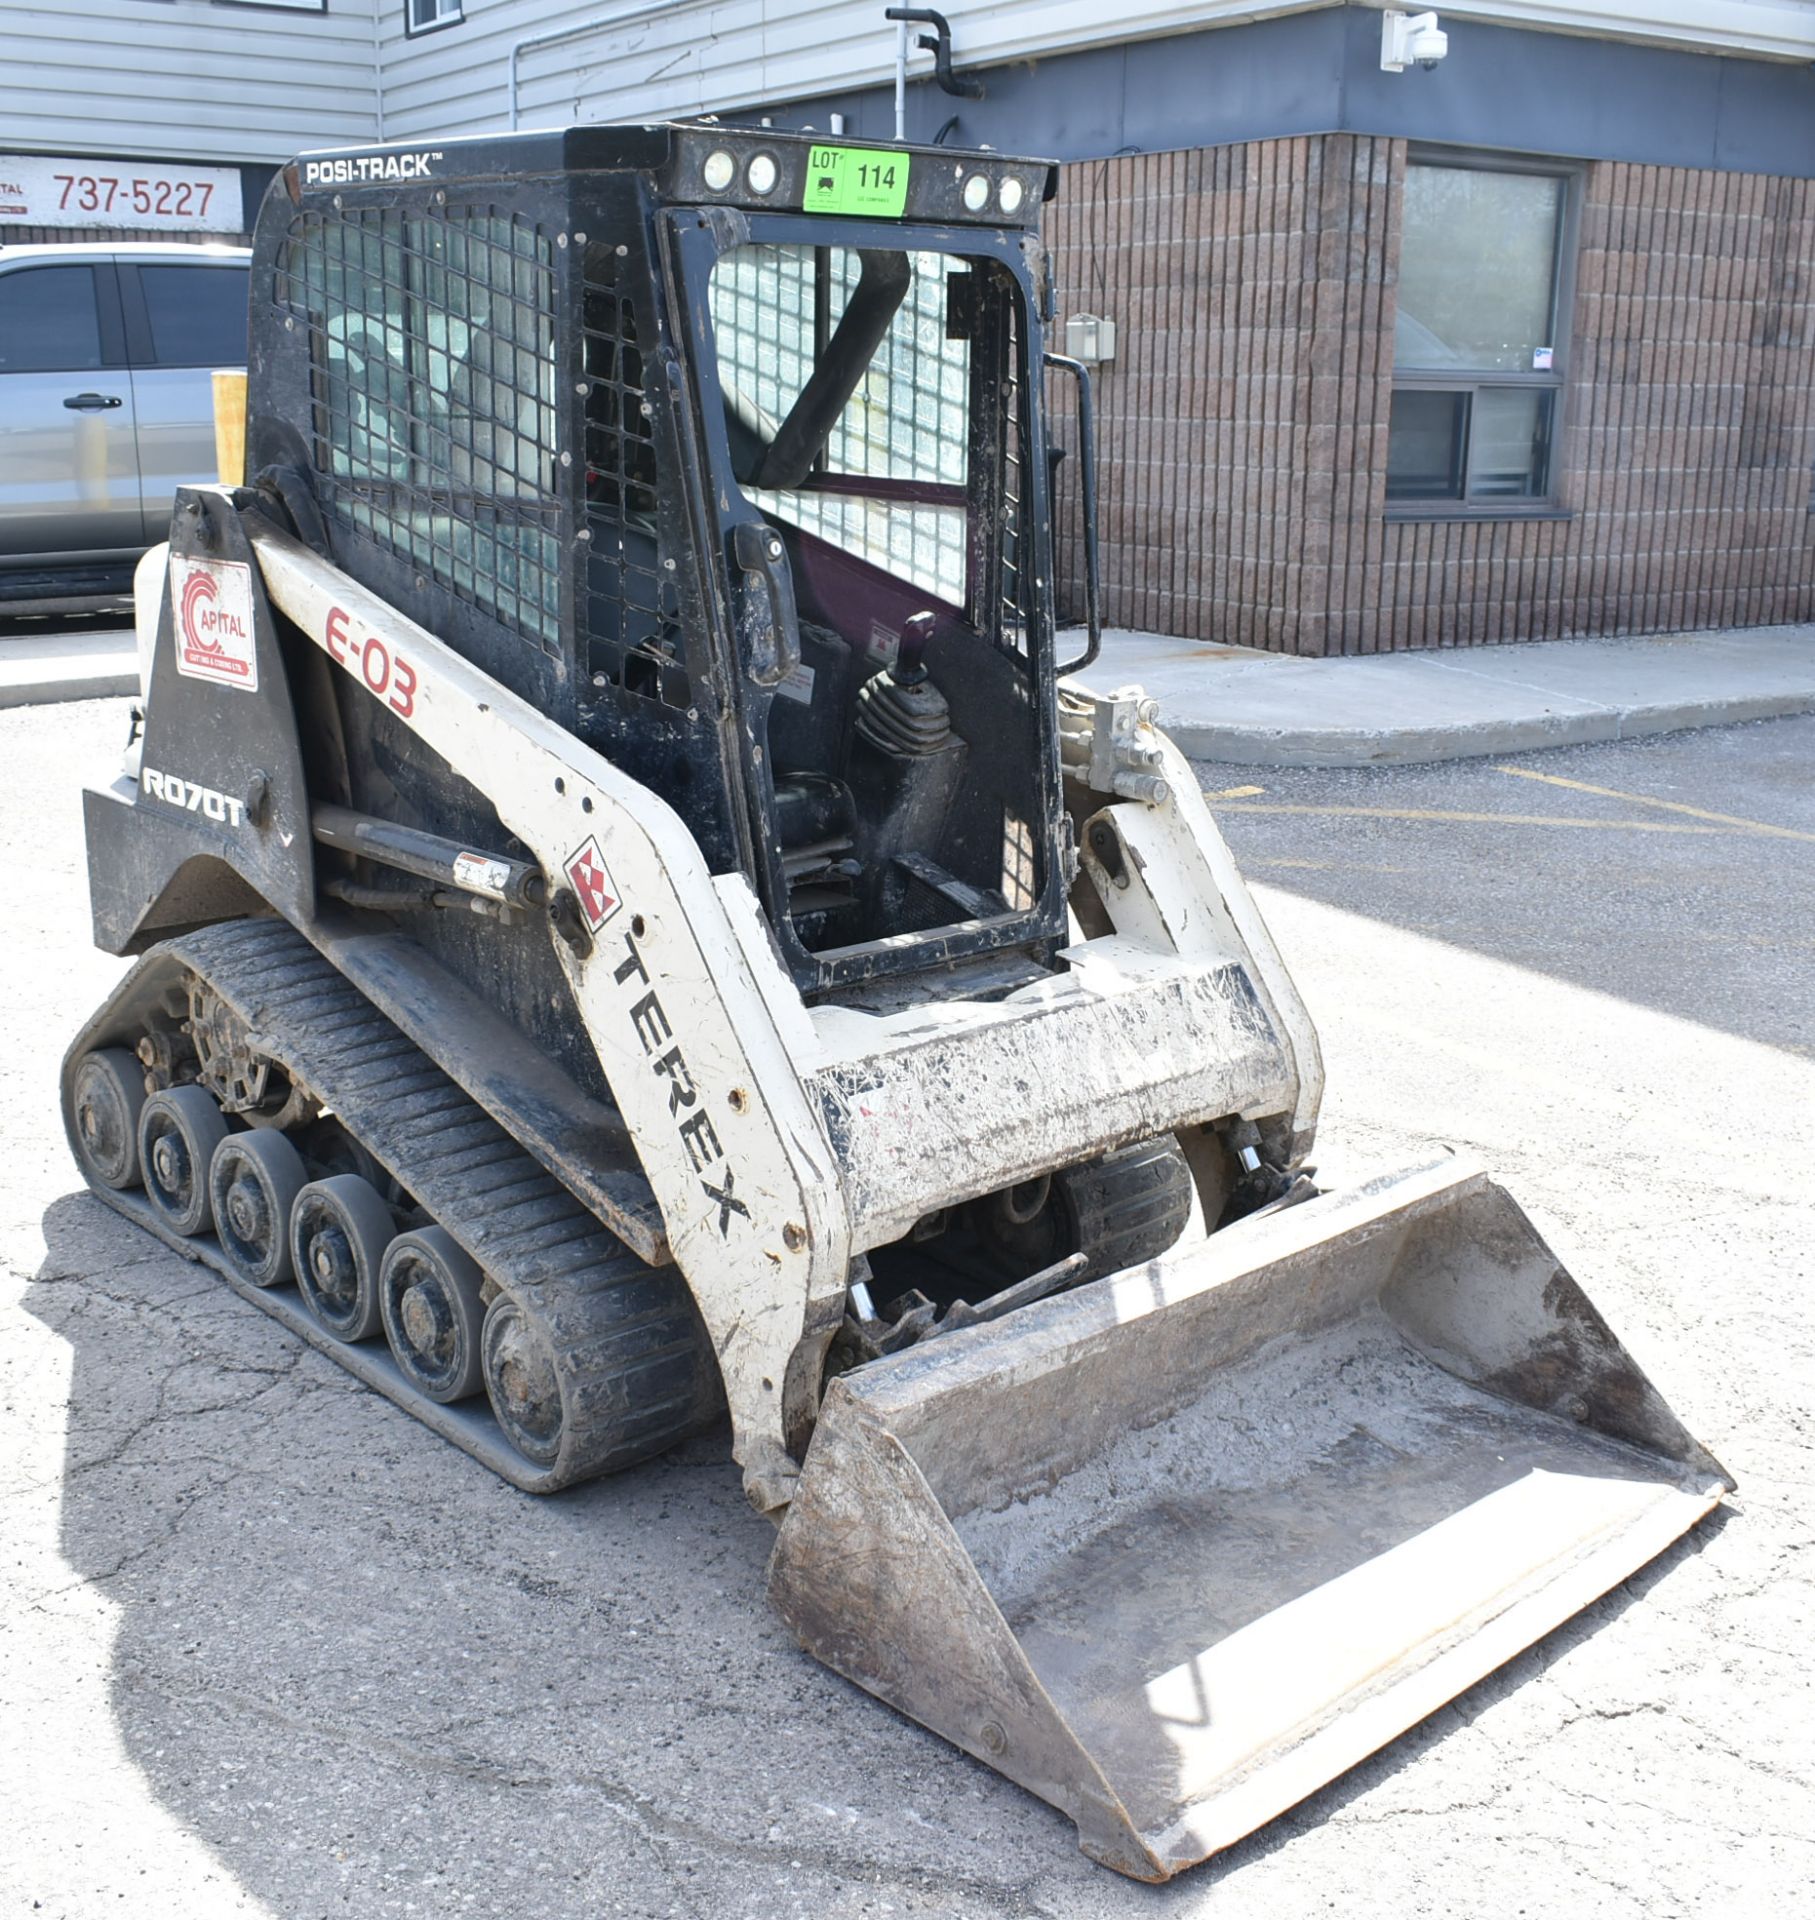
[686,217,1054,987]
[251,124,1070,1004]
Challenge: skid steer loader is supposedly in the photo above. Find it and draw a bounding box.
[63,124,1729,1880]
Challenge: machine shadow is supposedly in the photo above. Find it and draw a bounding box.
[23,1188,1051,1914]
[25,1183,1738,1910]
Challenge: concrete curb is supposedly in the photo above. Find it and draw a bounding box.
[0,668,138,711]
[1074,622,1815,768]
[1168,688,1815,767]
[0,629,139,710]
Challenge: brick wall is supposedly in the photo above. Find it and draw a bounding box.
[1046,135,1815,652]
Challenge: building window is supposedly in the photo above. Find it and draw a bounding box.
[1387,157,1573,510]
[405,0,462,33]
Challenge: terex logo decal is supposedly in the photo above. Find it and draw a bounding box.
[302,151,441,188]
[613,927,750,1238]
[170,556,258,692]
[564,836,621,933]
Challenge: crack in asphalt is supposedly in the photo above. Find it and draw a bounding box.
[104,1665,1066,1917]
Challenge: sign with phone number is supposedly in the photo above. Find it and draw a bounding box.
[0,155,243,234]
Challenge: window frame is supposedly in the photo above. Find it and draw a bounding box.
[1386,146,1583,523]
[404,0,463,36]
[187,0,328,15]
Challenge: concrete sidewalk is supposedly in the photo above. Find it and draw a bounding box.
[1079,621,1815,766]
[0,627,137,710]
[7,614,1814,768]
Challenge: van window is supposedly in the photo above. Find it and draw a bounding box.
[138,264,250,368]
[0,265,103,373]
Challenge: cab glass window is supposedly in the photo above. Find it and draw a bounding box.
[279,207,561,653]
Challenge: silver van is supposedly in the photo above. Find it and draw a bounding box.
[0,242,251,613]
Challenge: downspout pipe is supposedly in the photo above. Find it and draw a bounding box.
[884,7,986,120]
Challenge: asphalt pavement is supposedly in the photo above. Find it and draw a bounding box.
[1,697,1810,1919]
[1195,717,1814,1060]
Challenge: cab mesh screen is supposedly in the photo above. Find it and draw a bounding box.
[277,206,563,655]
[580,251,687,709]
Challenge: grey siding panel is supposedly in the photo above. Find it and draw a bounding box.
[375,0,1815,145]
[7,0,1812,169]
[769,12,1815,180]
[372,0,1340,140]
[0,0,379,161]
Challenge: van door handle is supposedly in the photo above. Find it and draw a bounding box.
[63,392,123,411]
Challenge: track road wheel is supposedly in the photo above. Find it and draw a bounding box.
[382,1228,485,1402]
[138,1086,229,1236]
[209,1129,307,1288]
[292,1175,393,1337]
[482,1291,567,1464]
[72,1048,147,1190]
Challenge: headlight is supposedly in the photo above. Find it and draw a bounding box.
[747,152,779,195]
[999,176,1025,215]
[962,173,991,213]
[702,149,735,192]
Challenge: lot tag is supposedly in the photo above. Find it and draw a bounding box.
[171,555,258,692]
[804,145,909,218]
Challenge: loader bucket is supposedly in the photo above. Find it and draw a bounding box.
[769,1155,1729,1881]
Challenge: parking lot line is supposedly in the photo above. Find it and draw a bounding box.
[1207,802,1732,835]
[1494,763,1815,843]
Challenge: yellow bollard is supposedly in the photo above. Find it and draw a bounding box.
[211,369,248,487]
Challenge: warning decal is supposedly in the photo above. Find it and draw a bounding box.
[171,555,258,692]
[564,835,623,932]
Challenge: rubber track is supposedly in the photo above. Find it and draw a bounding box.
[64,917,722,1492]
